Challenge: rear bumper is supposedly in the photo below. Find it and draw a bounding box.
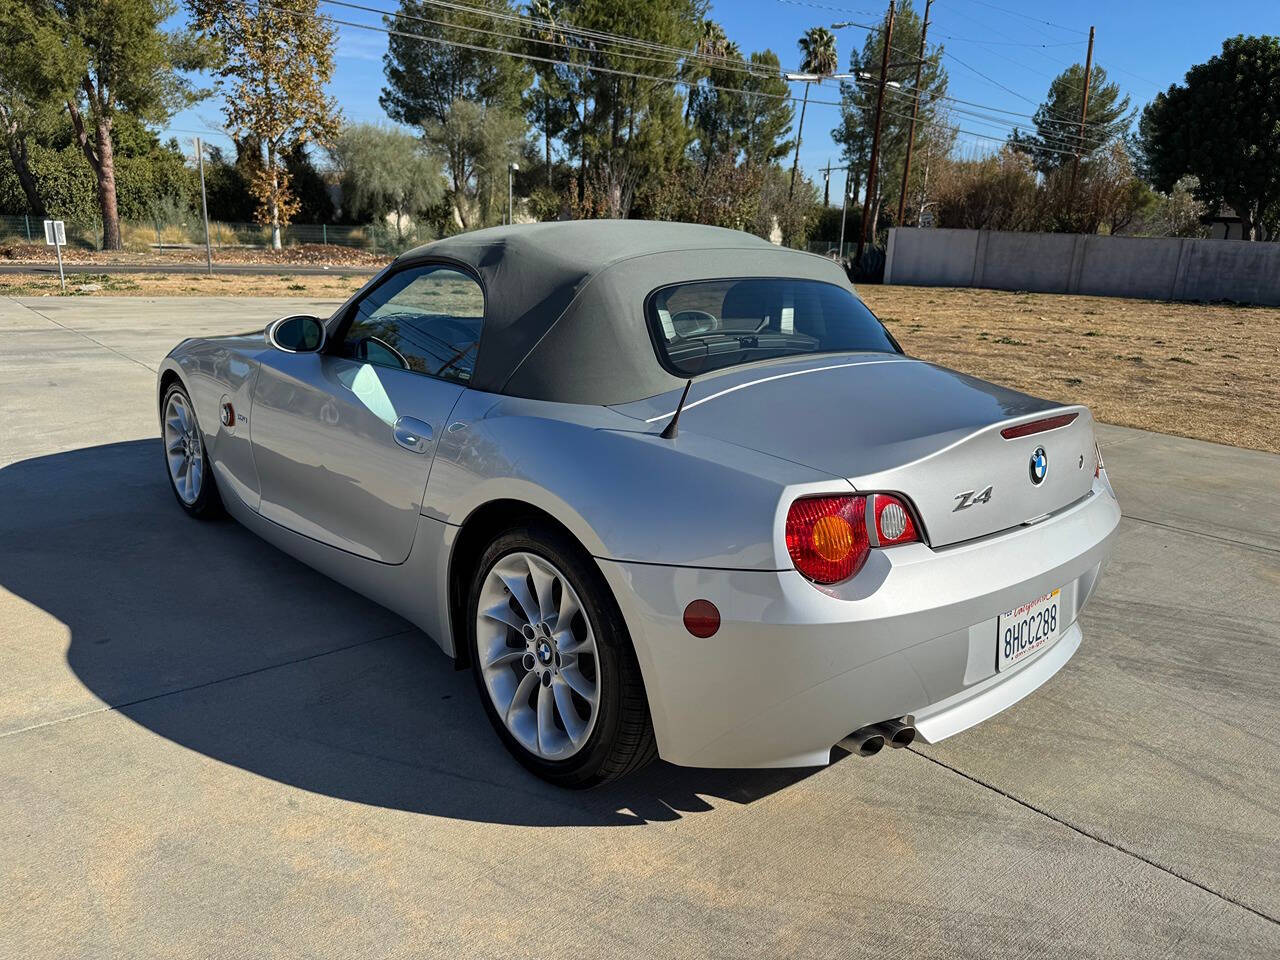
[598,475,1120,769]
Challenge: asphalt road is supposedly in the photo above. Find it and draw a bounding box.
[2,296,1278,959]
[0,261,381,276]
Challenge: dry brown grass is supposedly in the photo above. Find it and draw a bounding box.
[4,271,1276,454]
[861,285,1280,455]
[0,271,370,300]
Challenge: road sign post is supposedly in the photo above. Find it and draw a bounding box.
[43,219,66,293]
[194,137,213,275]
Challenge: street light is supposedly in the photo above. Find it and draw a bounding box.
[785,71,853,201]
[507,162,519,225]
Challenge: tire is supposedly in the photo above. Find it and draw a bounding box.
[161,381,223,519]
[467,521,657,787]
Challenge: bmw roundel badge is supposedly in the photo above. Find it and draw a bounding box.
[1029,446,1048,485]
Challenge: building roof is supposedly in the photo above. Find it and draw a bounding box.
[396,220,853,404]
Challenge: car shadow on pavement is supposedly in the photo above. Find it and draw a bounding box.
[2,440,822,827]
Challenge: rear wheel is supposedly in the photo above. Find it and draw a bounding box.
[162,382,222,519]
[467,522,656,787]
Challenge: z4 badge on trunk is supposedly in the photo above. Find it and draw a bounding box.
[953,485,993,511]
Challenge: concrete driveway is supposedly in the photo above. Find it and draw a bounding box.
[2,296,1277,959]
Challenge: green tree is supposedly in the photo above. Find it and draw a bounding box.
[330,123,444,239]
[189,0,341,248]
[833,0,950,230]
[0,0,58,215]
[380,0,528,226]
[524,0,575,187]
[560,0,701,218]
[738,51,794,169]
[1139,35,1280,241]
[422,99,526,229]
[1009,64,1131,173]
[5,0,209,249]
[688,38,745,169]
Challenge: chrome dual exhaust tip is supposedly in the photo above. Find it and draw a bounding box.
[839,717,915,757]
[838,729,886,756]
[873,718,916,748]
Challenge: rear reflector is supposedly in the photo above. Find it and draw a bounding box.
[1000,413,1079,439]
[683,599,721,638]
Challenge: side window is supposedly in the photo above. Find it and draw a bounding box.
[340,264,484,383]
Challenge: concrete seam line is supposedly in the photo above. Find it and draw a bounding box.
[907,747,1280,928]
[0,628,418,742]
[11,298,159,374]
[1120,514,1280,557]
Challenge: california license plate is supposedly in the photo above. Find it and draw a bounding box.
[996,589,1061,671]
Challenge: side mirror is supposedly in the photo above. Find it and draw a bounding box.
[267,315,326,353]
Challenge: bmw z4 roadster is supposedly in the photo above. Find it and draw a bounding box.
[158,221,1119,787]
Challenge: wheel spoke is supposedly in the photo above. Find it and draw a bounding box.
[480,600,527,633]
[504,670,538,726]
[552,676,587,745]
[525,555,558,623]
[495,563,539,626]
[556,627,589,656]
[554,589,580,634]
[560,665,596,704]
[483,643,524,671]
[536,679,555,755]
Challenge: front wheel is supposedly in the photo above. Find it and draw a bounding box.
[468,523,656,787]
[161,382,222,519]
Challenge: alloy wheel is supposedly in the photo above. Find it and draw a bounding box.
[475,550,601,760]
[163,391,204,505]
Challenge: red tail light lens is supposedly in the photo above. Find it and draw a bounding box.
[785,495,869,584]
[872,493,919,546]
[1094,441,1104,478]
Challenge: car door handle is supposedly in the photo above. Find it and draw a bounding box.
[393,417,433,454]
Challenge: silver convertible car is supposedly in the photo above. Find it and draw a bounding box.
[158,221,1119,786]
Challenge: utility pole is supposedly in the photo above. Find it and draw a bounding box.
[896,0,931,226]
[856,0,895,266]
[1069,25,1095,201]
[194,138,212,275]
[788,79,813,200]
[822,159,832,206]
[837,165,852,257]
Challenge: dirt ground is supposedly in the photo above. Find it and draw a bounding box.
[3,270,1275,454]
[859,286,1280,455]
[0,270,372,299]
[0,242,386,267]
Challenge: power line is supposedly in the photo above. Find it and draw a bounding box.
[324,0,784,81]
[940,0,1088,36]
[304,2,1101,160]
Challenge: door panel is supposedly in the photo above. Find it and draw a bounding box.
[251,351,463,563]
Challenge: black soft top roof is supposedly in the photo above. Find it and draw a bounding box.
[396,219,854,405]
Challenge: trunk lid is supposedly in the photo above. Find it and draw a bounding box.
[611,355,1098,546]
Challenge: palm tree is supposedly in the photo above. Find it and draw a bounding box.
[789,26,839,198]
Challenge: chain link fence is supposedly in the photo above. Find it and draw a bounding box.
[0,213,433,254]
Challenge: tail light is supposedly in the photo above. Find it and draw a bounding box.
[786,493,920,584]
[871,493,918,546]
[1094,441,1105,478]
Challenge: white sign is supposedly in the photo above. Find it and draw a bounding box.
[43,219,66,246]
[918,209,936,229]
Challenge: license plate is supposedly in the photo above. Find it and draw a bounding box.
[996,589,1061,671]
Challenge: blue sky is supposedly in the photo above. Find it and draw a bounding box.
[165,0,1277,178]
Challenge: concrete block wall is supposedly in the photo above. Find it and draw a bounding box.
[883,227,1280,306]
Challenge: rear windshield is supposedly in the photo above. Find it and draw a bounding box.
[647,278,899,376]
